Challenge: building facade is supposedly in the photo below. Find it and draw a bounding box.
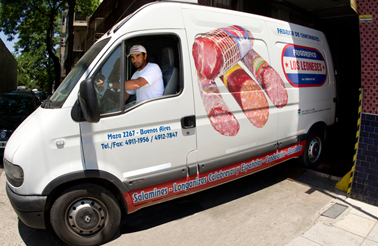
[0,39,17,93]
[60,10,89,78]
[350,0,378,206]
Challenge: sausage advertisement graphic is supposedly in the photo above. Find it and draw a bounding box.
[242,49,288,108]
[192,25,254,80]
[197,75,240,136]
[192,25,288,136]
[221,64,269,128]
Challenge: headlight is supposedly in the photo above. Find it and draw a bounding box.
[3,158,24,187]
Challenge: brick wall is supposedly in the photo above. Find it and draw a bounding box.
[352,114,378,205]
[350,0,378,206]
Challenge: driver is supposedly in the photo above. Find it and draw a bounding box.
[125,45,164,102]
[96,45,164,103]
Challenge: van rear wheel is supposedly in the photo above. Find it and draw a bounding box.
[299,129,324,168]
[50,184,121,246]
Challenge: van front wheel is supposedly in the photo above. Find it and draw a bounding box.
[299,130,324,168]
[50,184,121,246]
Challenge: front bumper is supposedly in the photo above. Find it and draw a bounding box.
[6,184,47,229]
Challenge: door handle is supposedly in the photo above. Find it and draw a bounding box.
[181,115,196,129]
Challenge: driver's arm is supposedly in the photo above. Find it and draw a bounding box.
[125,77,148,90]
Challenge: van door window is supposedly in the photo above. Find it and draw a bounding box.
[48,38,109,109]
[94,45,122,114]
[124,35,181,108]
[94,35,181,116]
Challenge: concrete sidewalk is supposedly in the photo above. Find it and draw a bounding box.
[287,181,378,246]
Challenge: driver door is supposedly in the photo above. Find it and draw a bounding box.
[80,33,197,206]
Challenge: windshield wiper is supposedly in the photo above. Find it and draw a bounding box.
[41,97,51,108]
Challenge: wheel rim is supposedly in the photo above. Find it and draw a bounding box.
[66,198,106,235]
[308,137,321,163]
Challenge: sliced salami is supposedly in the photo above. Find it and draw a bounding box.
[197,75,240,136]
[221,64,269,128]
[192,25,254,80]
[242,49,288,108]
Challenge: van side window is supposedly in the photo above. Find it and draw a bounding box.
[124,35,181,108]
[94,35,181,116]
[94,45,122,114]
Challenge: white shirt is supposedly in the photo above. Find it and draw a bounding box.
[127,62,164,101]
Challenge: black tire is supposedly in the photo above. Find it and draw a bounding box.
[299,129,324,168]
[50,184,121,246]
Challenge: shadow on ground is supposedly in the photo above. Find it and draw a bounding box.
[18,160,304,245]
[17,157,347,246]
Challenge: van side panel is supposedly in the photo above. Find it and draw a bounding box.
[266,21,336,141]
[124,141,305,213]
[182,5,280,170]
[181,4,335,166]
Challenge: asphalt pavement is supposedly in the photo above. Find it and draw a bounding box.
[1,161,378,246]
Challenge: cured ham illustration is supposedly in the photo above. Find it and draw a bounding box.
[192,25,288,135]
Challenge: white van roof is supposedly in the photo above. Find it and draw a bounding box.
[97,1,326,51]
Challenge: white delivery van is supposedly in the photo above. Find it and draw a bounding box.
[4,1,336,245]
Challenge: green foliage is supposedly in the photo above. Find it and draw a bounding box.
[0,0,100,93]
[0,0,62,93]
[16,44,53,92]
[76,0,101,16]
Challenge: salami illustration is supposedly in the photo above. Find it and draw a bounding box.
[197,74,240,136]
[192,25,288,135]
[242,49,288,108]
[221,64,269,128]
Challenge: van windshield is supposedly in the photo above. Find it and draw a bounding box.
[48,38,110,108]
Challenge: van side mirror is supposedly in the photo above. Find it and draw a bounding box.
[71,78,100,123]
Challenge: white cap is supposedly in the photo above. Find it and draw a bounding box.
[128,45,147,56]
